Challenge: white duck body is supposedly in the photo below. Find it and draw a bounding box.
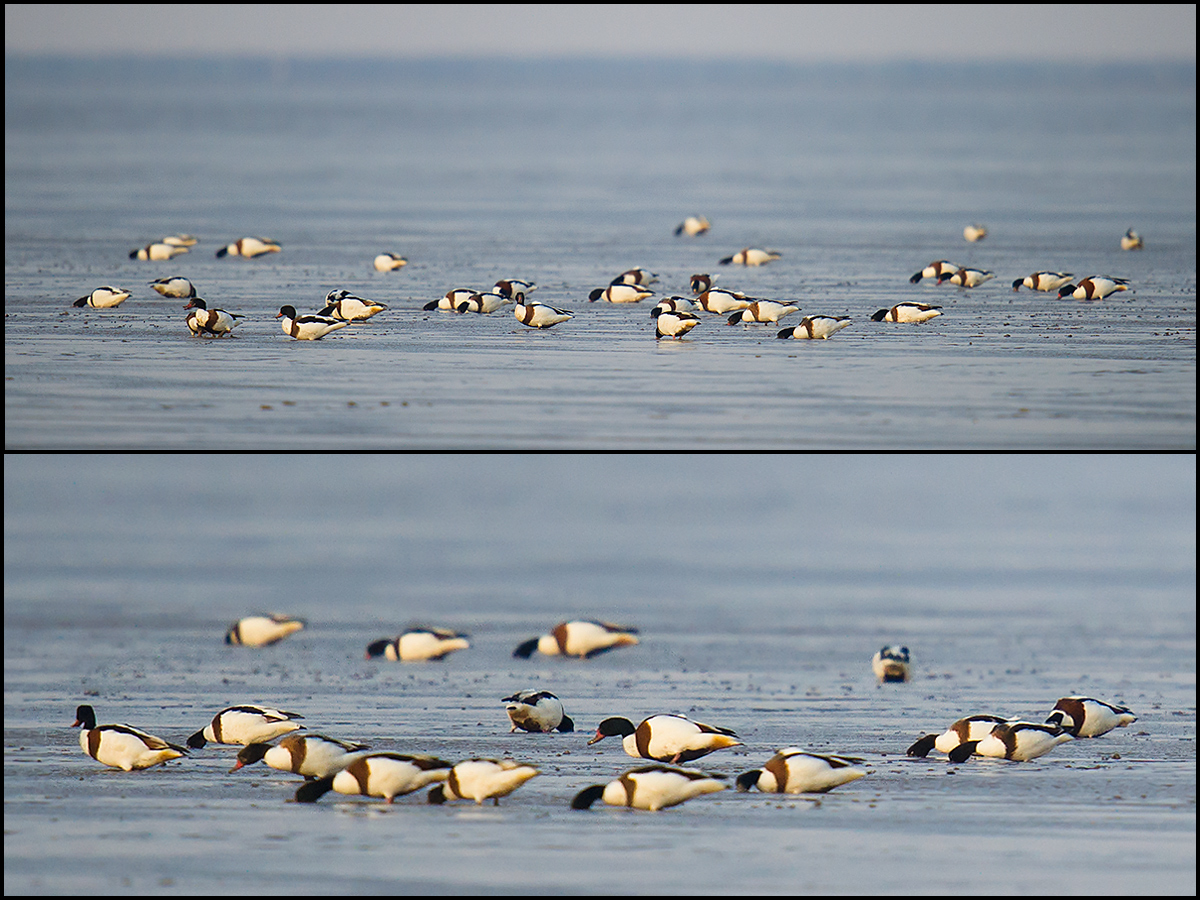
[185,299,243,337]
[949,722,1073,762]
[654,310,701,339]
[871,645,910,682]
[73,287,131,308]
[456,291,513,314]
[1012,271,1074,292]
[187,705,304,748]
[373,253,408,271]
[73,705,188,772]
[963,224,988,242]
[694,288,751,313]
[276,305,349,340]
[777,316,851,339]
[573,765,727,811]
[512,620,639,659]
[612,268,658,286]
[150,276,197,298]
[494,279,537,298]
[588,714,741,764]
[365,628,470,662]
[424,288,476,311]
[1057,277,1130,300]
[216,237,281,258]
[428,758,540,805]
[938,267,995,288]
[675,216,711,236]
[720,247,780,266]
[514,295,573,328]
[906,714,1011,757]
[1045,697,1137,738]
[131,242,188,261]
[589,283,654,303]
[726,300,800,324]
[225,614,306,647]
[1120,229,1144,250]
[320,289,387,321]
[736,748,866,794]
[909,260,959,284]
[871,303,942,323]
[294,752,454,803]
[502,690,574,733]
[231,733,370,777]
[653,296,700,316]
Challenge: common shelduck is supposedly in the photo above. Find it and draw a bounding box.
[295,752,453,803]
[871,303,942,323]
[1120,229,1144,251]
[512,620,639,659]
[1044,697,1137,738]
[573,765,727,811]
[373,252,408,271]
[427,758,540,805]
[675,216,711,237]
[963,224,988,242]
[276,305,349,340]
[653,296,700,317]
[225,614,306,647]
[589,283,654,303]
[871,645,910,683]
[948,721,1072,762]
[690,273,717,294]
[185,298,243,337]
[150,276,197,298]
[424,288,476,311]
[720,248,780,266]
[231,733,370,778]
[72,704,188,771]
[365,627,470,662]
[1057,277,1130,300]
[216,237,281,258]
[654,310,702,339]
[937,267,995,288]
[514,294,573,329]
[161,234,198,247]
[694,288,752,314]
[1012,272,1074,292]
[909,260,960,284]
[727,300,799,325]
[130,242,188,261]
[611,268,659,286]
[588,714,741,764]
[456,291,513,314]
[320,289,387,321]
[494,279,537,299]
[906,714,1011,757]
[777,315,852,340]
[186,705,304,749]
[502,690,574,733]
[73,287,131,308]
[736,748,866,794]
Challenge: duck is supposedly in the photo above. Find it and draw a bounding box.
[905,714,1012,757]
[1044,697,1137,738]
[573,765,727,811]
[224,614,306,647]
[231,733,370,778]
[502,690,574,733]
[589,283,654,303]
[948,721,1073,762]
[777,315,852,340]
[73,286,131,308]
[727,300,800,325]
[1012,271,1074,292]
[150,276,197,298]
[1120,229,1144,251]
[186,705,304,749]
[690,273,717,294]
[937,267,995,288]
[456,291,513,314]
[652,296,700,316]
[512,620,639,659]
[72,704,188,771]
[427,758,540,805]
[1057,277,1130,300]
[963,224,988,242]
[736,748,866,794]
[161,234,198,247]
[373,252,408,271]
[514,294,573,329]
[319,289,388,321]
[871,645,910,682]
[216,237,281,258]
[694,288,752,314]
[275,305,349,340]
[611,268,659,286]
[130,242,188,261]
[720,248,780,266]
[365,627,470,662]
[424,288,477,311]
[185,298,243,337]
[654,310,702,339]
[295,752,453,803]
[675,216,711,237]
[909,260,960,284]
[587,714,741,764]
[494,278,537,299]
[871,303,942,323]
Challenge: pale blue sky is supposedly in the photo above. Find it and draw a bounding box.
[5,4,1196,61]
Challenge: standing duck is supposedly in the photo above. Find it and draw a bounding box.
[295,752,454,803]
[1012,272,1074,292]
[906,714,1011,758]
[365,627,470,662]
[502,690,574,733]
[1120,229,1144,250]
[514,294,573,329]
[572,765,727,811]
[937,267,995,288]
[150,276,197,298]
[726,300,800,325]
[73,287,131,309]
[587,714,741,764]
[777,315,852,340]
[589,283,654,303]
[871,303,942,323]
[225,614,306,647]
[909,260,959,284]
[675,216,711,237]
[427,758,540,805]
[512,620,639,659]
[231,733,370,778]
[187,705,304,749]
[320,289,388,321]
[275,305,349,340]
[654,309,702,339]
[72,704,188,771]
[1056,277,1130,300]
[736,748,866,794]
[948,721,1073,762]
[185,299,243,337]
[1044,697,1137,738]
[871,645,910,682]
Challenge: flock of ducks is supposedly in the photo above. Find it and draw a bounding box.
[71,617,1140,814]
[67,221,1142,344]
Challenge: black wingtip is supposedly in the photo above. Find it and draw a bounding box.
[735,770,761,792]
[186,731,207,749]
[512,638,539,659]
[906,735,938,757]
[571,785,605,810]
[557,715,575,733]
[948,741,979,763]
[294,776,336,804]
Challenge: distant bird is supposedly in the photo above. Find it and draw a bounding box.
[502,690,574,733]
[612,268,658,286]
[589,283,654,303]
[514,294,573,329]
[150,276,197,298]
[690,273,717,294]
[573,765,727,811]
[216,237,281,258]
[187,705,304,749]
[455,291,513,314]
[373,252,408,271]
[276,305,349,340]
[185,298,243,337]
[736,748,866,794]
[909,260,960,284]
[73,286,131,308]
[320,289,387,321]
[720,248,780,266]
[871,303,942,323]
[161,234,198,247]
[694,288,752,314]
[871,645,910,682]
[675,216,711,237]
[1044,697,1137,738]
[427,758,540,805]
[72,704,188,771]
[654,309,702,339]
[652,296,700,317]
[726,300,800,325]
[130,242,188,261]
[1057,277,1130,300]
[1120,229,1144,251]
[424,288,476,311]
[225,614,306,647]
[948,721,1072,763]
[906,714,1012,758]
[494,279,537,299]
[937,267,995,288]
[295,752,453,804]
[365,627,470,662]
[587,714,740,764]
[963,224,988,242]
[231,733,370,778]
[1012,271,1074,293]
[513,620,639,659]
[777,315,851,340]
